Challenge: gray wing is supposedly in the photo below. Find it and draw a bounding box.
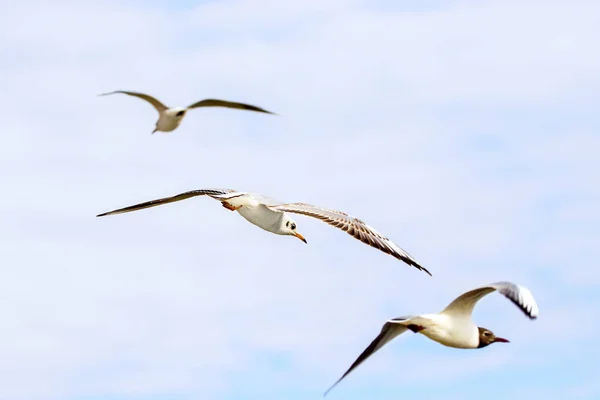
[441,282,539,319]
[186,98,275,114]
[269,203,430,276]
[96,188,236,217]
[99,90,168,112]
[324,318,410,396]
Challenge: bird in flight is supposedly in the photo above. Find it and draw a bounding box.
[97,188,430,275]
[99,90,275,134]
[324,281,539,396]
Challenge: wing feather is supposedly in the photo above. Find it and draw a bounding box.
[187,98,275,114]
[269,203,430,275]
[96,188,235,217]
[441,281,539,319]
[99,90,168,112]
[324,320,409,396]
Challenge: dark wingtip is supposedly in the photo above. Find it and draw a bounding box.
[408,259,432,276]
[251,106,276,115]
[323,375,346,397]
[96,212,107,217]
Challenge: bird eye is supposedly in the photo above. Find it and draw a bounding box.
[291,223,296,230]
[484,332,490,336]
[286,221,289,227]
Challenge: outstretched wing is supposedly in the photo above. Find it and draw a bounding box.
[96,188,236,217]
[441,281,539,319]
[99,90,168,112]
[269,203,430,275]
[187,98,275,114]
[324,318,410,396]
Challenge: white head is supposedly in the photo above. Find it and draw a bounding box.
[282,215,306,243]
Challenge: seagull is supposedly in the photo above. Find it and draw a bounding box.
[99,90,275,133]
[96,188,430,275]
[324,281,539,396]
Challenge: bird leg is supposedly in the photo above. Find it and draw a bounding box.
[221,201,242,211]
[407,324,425,333]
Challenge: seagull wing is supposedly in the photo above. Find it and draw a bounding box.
[268,203,430,275]
[186,98,275,114]
[441,281,539,319]
[96,188,237,217]
[99,90,168,112]
[324,318,411,396]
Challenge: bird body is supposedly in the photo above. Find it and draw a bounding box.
[324,282,539,396]
[400,313,479,349]
[99,90,275,134]
[97,188,429,275]
[217,192,286,234]
[155,107,187,132]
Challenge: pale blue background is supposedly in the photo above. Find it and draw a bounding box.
[1,0,599,399]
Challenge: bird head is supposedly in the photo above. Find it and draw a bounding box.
[477,327,509,348]
[282,216,306,243]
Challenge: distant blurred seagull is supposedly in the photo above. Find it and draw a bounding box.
[99,90,275,133]
[324,281,539,396]
[97,188,430,275]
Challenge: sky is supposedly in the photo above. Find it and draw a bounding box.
[1,0,599,399]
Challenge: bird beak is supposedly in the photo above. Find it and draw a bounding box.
[494,337,510,343]
[294,232,307,244]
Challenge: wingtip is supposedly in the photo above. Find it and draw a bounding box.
[96,212,107,217]
[409,260,432,277]
[323,379,342,397]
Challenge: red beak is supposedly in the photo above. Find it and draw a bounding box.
[494,337,510,343]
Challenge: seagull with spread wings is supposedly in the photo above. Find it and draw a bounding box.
[99,90,275,133]
[97,188,430,275]
[324,281,539,396]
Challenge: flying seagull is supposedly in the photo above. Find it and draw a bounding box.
[99,90,275,133]
[324,281,539,396]
[97,188,430,275]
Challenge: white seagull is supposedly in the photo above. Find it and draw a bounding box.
[99,90,275,133]
[324,281,539,396]
[96,188,430,275]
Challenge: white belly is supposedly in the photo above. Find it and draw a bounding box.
[236,203,284,235]
[418,314,479,349]
[156,115,182,132]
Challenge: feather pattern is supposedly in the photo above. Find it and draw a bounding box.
[269,203,429,275]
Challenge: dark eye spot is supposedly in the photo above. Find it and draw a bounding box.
[484,332,490,336]
[286,221,289,227]
[291,223,296,230]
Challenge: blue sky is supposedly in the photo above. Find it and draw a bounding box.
[1,0,599,399]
